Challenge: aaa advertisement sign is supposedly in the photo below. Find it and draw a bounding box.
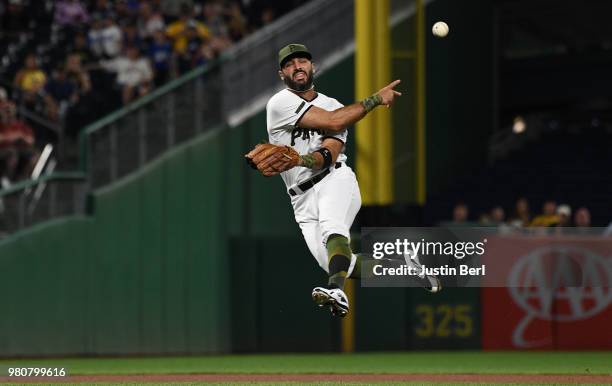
[481,235,612,349]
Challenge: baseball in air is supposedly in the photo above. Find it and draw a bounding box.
[432,21,449,38]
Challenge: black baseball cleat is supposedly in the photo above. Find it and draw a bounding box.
[312,286,349,317]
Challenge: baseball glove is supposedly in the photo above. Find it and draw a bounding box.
[245,143,300,177]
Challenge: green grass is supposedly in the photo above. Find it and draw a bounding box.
[0,352,611,375]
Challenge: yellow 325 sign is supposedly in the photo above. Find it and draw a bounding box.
[414,304,473,338]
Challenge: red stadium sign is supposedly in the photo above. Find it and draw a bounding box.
[481,235,612,349]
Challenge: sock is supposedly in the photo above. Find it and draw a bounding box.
[326,234,352,290]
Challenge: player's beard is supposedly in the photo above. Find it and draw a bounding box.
[284,68,314,92]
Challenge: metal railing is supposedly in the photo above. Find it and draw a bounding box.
[79,62,222,189]
[0,172,85,236]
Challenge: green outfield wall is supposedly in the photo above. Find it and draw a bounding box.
[0,133,231,356]
[354,287,480,351]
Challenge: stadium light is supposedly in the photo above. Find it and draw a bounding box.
[513,116,526,134]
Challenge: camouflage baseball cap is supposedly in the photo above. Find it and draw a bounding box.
[278,43,312,68]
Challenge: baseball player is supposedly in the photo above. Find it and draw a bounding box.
[245,44,440,318]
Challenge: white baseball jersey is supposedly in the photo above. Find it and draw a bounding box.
[266,88,361,276]
[266,88,348,189]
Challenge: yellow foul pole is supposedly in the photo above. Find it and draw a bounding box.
[355,0,392,205]
[373,0,392,204]
[355,0,376,205]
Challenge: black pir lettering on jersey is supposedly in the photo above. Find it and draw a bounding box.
[291,127,322,146]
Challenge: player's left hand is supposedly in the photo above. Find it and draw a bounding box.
[245,143,300,176]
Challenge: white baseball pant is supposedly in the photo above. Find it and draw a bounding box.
[290,164,361,275]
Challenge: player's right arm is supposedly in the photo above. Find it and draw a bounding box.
[298,79,402,133]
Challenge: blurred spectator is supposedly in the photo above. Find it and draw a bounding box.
[530,200,559,227]
[490,206,505,224]
[89,13,122,58]
[87,13,106,57]
[148,30,173,86]
[122,21,143,49]
[69,32,95,65]
[101,45,153,104]
[452,203,469,223]
[13,54,47,96]
[509,197,530,227]
[101,13,123,57]
[226,1,249,42]
[54,0,89,28]
[0,92,36,182]
[175,20,211,74]
[202,2,229,40]
[44,53,92,123]
[65,53,92,94]
[43,65,79,122]
[62,53,101,138]
[166,4,210,58]
[138,2,165,38]
[12,53,58,143]
[260,7,275,26]
[556,204,572,227]
[201,2,233,57]
[574,207,591,227]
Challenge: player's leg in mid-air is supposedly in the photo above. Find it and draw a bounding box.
[300,226,440,318]
[296,167,440,318]
[297,219,355,317]
[311,166,363,317]
[293,166,359,317]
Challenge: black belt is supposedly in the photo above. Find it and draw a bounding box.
[289,162,342,196]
